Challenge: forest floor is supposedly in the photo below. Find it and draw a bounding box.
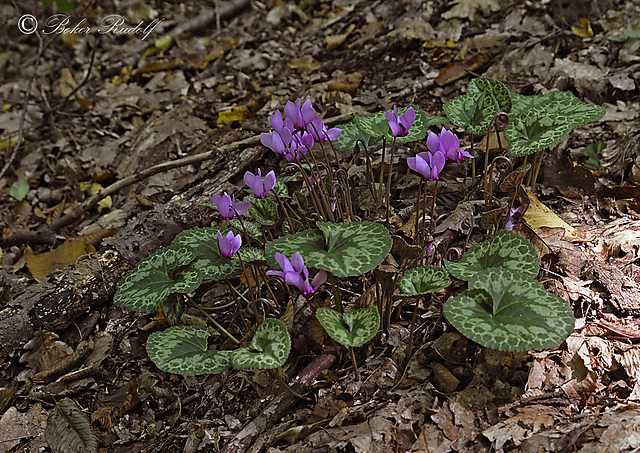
[2,0,640,451]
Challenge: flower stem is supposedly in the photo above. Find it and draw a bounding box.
[429,179,439,234]
[349,346,361,381]
[186,296,240,345]
[273,191,295,234]
[385,137,398,226]
[328,272,344,314]
[272,369,312,401]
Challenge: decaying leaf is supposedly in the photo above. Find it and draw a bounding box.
[25,229,117,281]
[45,398,98,453]
[522,186,589,242]
[442,0,501,22]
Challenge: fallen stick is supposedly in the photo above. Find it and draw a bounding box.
[220,352,336,453]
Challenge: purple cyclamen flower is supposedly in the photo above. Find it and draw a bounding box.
[217,231,242,258]
[266,252,327,295]
[306,117,342,143]
[211,192,250,220]
[385,106,416,137]
[244,169,276,199]
[285,99,317,130]
[505,207,522,231]
[407,151,446,181]
[427,127,473,163]
[261,126,293,156]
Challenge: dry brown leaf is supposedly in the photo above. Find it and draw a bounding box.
[442,0,500,22]
[288,55,321,74]
[522,187,590,242]
[325,24,356,52]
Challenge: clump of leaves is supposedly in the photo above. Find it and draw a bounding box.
[443,231,574,351]
[146,318,290,376]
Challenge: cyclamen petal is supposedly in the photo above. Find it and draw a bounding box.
[426,131,440,153]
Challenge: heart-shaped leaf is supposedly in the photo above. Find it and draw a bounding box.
[265,221,392,277]
[333,119,384,153]
[114,246,201,314]
[238,247,266,263]
[249,196,279,226]
[229,218,263,240]
[504,108,572,157]
[444,268,574,351]
[146,326,233,375]
[510,91,605,129]
[232,318,291,370]
[169,227,242,280]
[315,306,380,347]
[468,77,512,113]
[444,230,539,281]
[443,91,499,134]
[397,265,451,296]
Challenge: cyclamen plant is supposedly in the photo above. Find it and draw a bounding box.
[112,84,597,390]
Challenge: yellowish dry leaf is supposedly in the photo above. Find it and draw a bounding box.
[522,187,588,242]
[217,106,249,124]
[571,18,594,38]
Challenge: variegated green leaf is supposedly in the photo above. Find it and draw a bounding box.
[444,230,539,281]
[510,91,605,128]
[333,119,384,153]
[114,247,200,314]
[249,196,279,226]
[238,246,266,263]
[159,293,185,326]
[504,108,572,157]
[444,268,574,351]
[397,265,451,296]
[146,326,232,375]
[229,218,262,240]
[468,77,512,113]
[232,318,291,370]
[265,221,392,277]
[443,91,498,134]
[169,227,242,280]
[315,307,380,347]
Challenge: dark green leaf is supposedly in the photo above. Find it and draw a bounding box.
[444,268,575,351]
[443,91,498,134]
[265,221,392,277]
[353,105,439,144]
[578,142,606,172]
[468,77,512,113]
[333,119,384,153]
[397,265,451,296]
[147,326,232,375]
[114,247,200,314]
[316,307,380,347]
[159,293,185,326]
[249,196,279,226]
[504,108,572,157]
[229,219,263,240]
[232,318,291,370]
[444,230,539,281]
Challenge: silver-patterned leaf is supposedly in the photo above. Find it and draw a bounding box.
[315,307,380,347]
[265,221,392,278]
[114,247,200,314]
[444,268,575,351]
[231,318,291,370]
[397,265,451,296]
[147,326,232,375]
[444,230,539,281]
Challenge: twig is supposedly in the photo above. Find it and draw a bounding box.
[0,33,43,182]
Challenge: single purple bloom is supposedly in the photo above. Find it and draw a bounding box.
[266,252,327,295]
[407,151,446,181]
[306,117,341,143]
[211,192,250,220]
[285,99,317,130]
[217,230,242,258]
[428,127,472,163]
[505,207,522,231]
[244,169,276,199]
[385,106,416,137]
[261,126,293,156]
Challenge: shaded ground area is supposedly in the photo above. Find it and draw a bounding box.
[1,0,640,451]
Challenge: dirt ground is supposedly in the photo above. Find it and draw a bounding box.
[2,0,640,451]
